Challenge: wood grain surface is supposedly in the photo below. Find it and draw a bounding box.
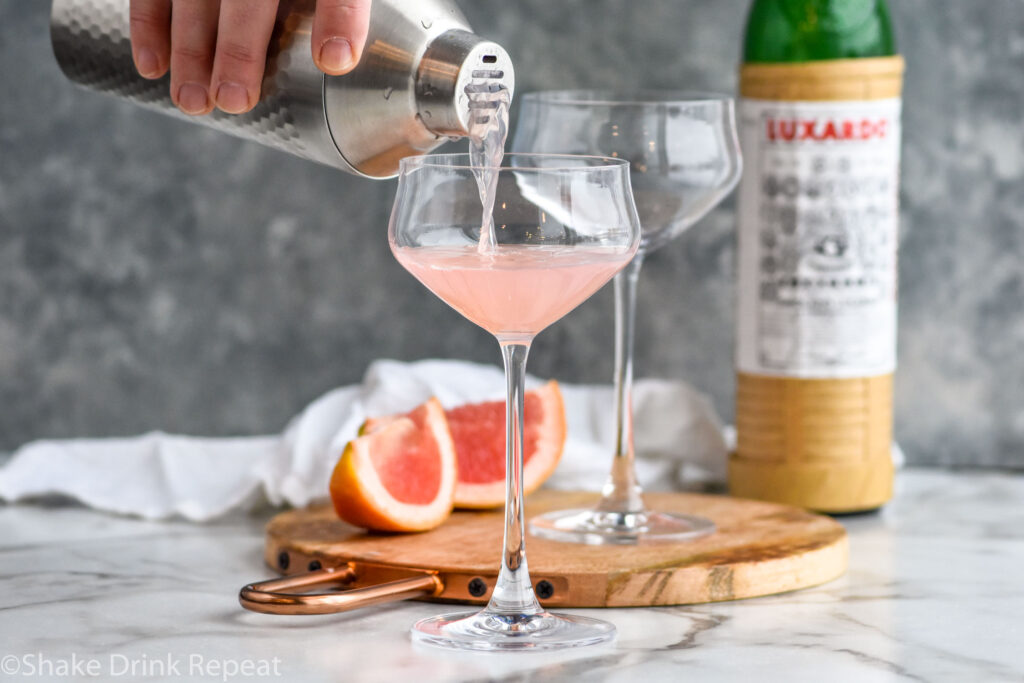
[262,491,848,607]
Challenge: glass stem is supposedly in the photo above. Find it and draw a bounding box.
[597,253,647,516]
[487,340,543,616]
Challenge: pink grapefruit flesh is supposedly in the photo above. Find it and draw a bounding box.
[329,398,456,532]
[446,381,566,509]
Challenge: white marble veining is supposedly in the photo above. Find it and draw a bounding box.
[1,469,1022,682]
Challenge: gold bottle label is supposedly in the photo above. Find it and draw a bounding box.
[732,56,904,512]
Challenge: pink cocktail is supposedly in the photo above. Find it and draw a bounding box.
[389,153,640,651]
[394,245,633,339]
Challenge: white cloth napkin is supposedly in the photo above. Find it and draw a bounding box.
[0,360,728,521]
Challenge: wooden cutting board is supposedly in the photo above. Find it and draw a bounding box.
[243,491,847,612]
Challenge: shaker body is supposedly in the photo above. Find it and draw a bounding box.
[50,0,514,177]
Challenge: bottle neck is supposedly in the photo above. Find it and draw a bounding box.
[743,0,897,63]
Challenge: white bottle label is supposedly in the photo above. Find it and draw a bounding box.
[736,97,902,378]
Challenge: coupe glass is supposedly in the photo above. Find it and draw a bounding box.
[511,91,742,545]
[389,153,641,650]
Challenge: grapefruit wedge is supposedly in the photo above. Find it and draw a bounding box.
[329,397,457,532]
[447,381,566,508]
[360,381,567,510]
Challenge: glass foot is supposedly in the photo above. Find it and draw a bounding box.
[412,609,616,651]
[529,508,715,545]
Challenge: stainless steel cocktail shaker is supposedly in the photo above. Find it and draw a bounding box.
[50,0,515,177]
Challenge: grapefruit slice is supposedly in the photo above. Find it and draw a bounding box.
[329,397,457,532]
[448,381,566,508]
[352,382,567,513]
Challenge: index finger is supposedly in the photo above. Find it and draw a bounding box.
[311,0,372,76]
[129,0,171,78]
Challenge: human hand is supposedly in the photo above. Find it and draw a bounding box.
[129,0,372,115]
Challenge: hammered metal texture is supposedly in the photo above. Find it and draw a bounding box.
[51,0,344,169]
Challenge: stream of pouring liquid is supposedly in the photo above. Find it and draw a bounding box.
[466,83,511,254]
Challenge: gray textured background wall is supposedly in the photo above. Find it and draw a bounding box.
[1,1,1021,467]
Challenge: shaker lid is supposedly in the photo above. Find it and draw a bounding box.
[415,30,516,137]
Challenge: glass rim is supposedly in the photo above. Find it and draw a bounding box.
[519,89,733,107]
[398,152,631,174]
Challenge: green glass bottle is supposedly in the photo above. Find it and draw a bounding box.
[731,0,904,512]
[744,0,897,63]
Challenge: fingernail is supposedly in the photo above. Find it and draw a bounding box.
[214,81,251,114]
[135,48,160,78]
[177,82,209,115]
[319,38,353,73]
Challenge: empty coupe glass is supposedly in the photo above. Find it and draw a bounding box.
[512,91,742,544]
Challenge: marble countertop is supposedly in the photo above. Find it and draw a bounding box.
[1,468,1022,682]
